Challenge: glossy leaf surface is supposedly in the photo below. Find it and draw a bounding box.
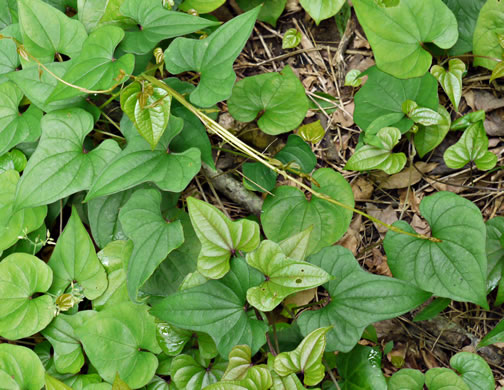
[0,344,45,390]
[299,0,346,25]
[450,352,494,390]
[473,0,504,70]
[336,345,387,390]
[430,59,465,111]
[414,105,451,158]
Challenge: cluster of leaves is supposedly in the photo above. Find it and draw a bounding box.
[1,0,504,389]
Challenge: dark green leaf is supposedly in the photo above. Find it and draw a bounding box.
[275,134,317,173]
[414,105,451,158]
[242,162,277,193]
[479,318,504,347]
[237,0,287,26]
[413,298,451,322]
[450,352,495,390]
[336,345,387,390]
[486,217,504,292]
[388,369,424,390]
[299,0,346,25]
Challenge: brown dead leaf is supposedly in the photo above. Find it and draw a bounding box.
[332,101,354,127]
[366,204,398,237]
[302,75,317,90]
[424,176,467,194]
[372,162,438,189]
[353,34,371,49]
[472,90,504,112]
[421,350,439,370]
[373,248,392,277]
[283,288,316,308]
[410,214,431,236]
[399,188,422,214]
[352,177,374,201]
[285,0,301,12]
[337,215,362,255]
[485,109,504,136]
[461,345,476,353]
[292,19,325,68]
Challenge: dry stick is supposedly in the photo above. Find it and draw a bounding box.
[143,75,441,243]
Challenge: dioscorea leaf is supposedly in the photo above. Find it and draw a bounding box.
[430,59,465,112]
[353,66,439,134]
[227,66,308,135]
[0,24,20,81]
[0,253,55,340]
[299,0,346,25]
[246,240,331,312]
[41,311,97,374]
[120,0,220,54]
[352,0,458,78]
[473,0,504,71]
[261,168,354,255]
[15,108,121,210]
[401,100,443,127]
[48,206,108,300]
[77,0,135,33]
[414,105,451,158]
[0,81,42,156]
[205,366,273,390]
[86,115,201,200]
[18,0,88,62]
[485,217,504,292]
[76,302,161,388]
[171,352,227,390]
[479,318,504,348]
[151,257,268,357]
[237,0,287,27]
[388,369,424,390]
[119,188,184,301]
[0,344,45,390]
[278,226,313,261]
[450,352,495,390]
[45,374,73,390]
[384,191,488,308]
[179,0,226,13]
[48,25,135,102]
[187,197,260,279]
[164,7,260,107]
[335,345,387,390]
[297,246,430,352]
[425,368,470,390]
[443,121,497,170]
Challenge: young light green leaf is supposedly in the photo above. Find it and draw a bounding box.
[48,26,135,102]
[335,345,387,390]
[246,240,331,312]
[221,345,252,381]
[151,257,268,357]
[345,127,407,174]
[402,100,443,126]
[236,0,287,27]
[0,149,27,173]
[112,373,131,390]
[478,318,504,348]
[414,105,451,158]
[171,352,227,389]
[490,61,504,82]
[354,66,439,133]
[63,373,110,389]
[282,28,301,49]
[205,366,273,390]
[413,297,451,322]
[48,206,108,300]
[0,344,45,390]
[425,368,470,390]
[179,0,225,13]
[384,191,488,308]
[156,322,192,357]
[451,110,486,131]
[0,170,46,253]
[388,369,424,390]
[45,373,73,390]
[275,134,317,173]
[41,311,97,374]
[18,0,87,62]
[443,121,497,170]
[352,0,458,78]
[164,7,260,107]
[76,302,161,388]
[278,226,313,261]
[187,197,260,279]
[450,352,495,390]
[298,120,325,144]
[299,0,346,25]
[344,69,363,87]
[120,0,221,53]
[473,0,504,70]
[78,0,135,33]
[15,108,120,209]
[297,246,430,352]
[485,217,504,292]
[228,66,308,135]
[0,81,42,156]
[273,327,331,386]
[120,81,171,149]
[119,188,184,301]
[0,253,55,340]
[86,115,201,200]
[430,59,465,111]
[262,168,354,255]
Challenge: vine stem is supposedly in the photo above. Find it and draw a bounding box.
[143,75,441,243]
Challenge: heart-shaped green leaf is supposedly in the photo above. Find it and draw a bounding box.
[41,311,97,374]
[444,121,497,170]
[450,352,495,390]
[151,257,268,357]
[402,100,443,126]
[243,162,278,193]
[164,7,260,107]
[388,369,424,390]
[187,197,260,279]
[473,0,504,71]
[120,0,220,54]
[274,327,331,386]
[0,2,17,30]
[64,373,110,389]
[354,66,439,133]
[221,345,252,381]
[0,24,20,80]
[352,0,458,78]
[0,253,55,340]
[86,115,201,200]
[425,368,470,390]
[156,322,192,357]
[77,0,135,33]
[485,217,504,292]
[297,246,430,352]
[15,108,121,209]
[384,191,488,308]
[431,59,465,112]
[278,226,313,261]
[0,81,42,156]
[414,105,451,158]
[18,0,88,62]
[228,65,308,135]
[451,110,486,131]
[246,240,331,312]
[48,25,135,102]
[335,345,387,390]
[298,120,325,143]
[0,149,27,174]
[345,127,406,174]
[120,80,171,149]
[119,188,184,301]
[205,366,273,390]
[262,168,354,255]
[275,134,317,173]
[45,373,73,390]
[48,206,108,300]
[179,0,226,13]
[76,302,161,388]
[237,0,287,27]
[171,352,227,389]
[299,0,346,25]
[0,170,46,254]
[0,344,45,390]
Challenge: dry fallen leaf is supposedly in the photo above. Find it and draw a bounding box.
[283,288,316,308]
[372,162,438,189]
[332,101,354,127]
[366,204,398,237]
[410,214,431,236]
[352,176,374,201]
[372,248,392,277]
[399,188,422,214]
[337,215,362,255]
